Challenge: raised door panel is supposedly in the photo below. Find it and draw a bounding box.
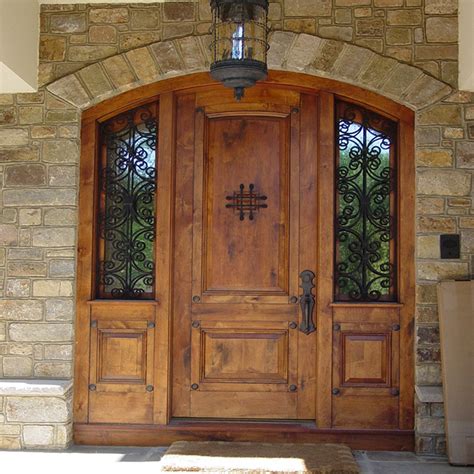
[88,304,155,424]
[332,311,400,429]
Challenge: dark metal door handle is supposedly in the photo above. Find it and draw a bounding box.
[299,270,316,334]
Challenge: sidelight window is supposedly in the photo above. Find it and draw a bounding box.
[335,101,397,302]
[96,103,158,299]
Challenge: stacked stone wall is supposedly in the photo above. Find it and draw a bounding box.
[0,1,472,452]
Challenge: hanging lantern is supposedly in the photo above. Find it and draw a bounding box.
[210,0,269,101]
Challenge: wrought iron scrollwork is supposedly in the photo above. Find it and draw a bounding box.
[98,104,157,299]
[225,183,268,221]
[335,102,397,302]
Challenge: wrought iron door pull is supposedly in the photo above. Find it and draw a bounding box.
[299,270,316,334]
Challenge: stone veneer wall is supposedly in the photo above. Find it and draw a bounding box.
[0,0,472,452]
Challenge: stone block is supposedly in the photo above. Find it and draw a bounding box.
[43,208,76,226]
[47,75,90,109]
[49,260,75,278]
[45,110,78,123]
[417,216,456,233]
[163,2,195,21]
[3,357,33,377]
[9,323,73,342]
[418,105,462,126]
[89,8,129,24]
[267,31,296,69]
[334,44,374,80]
[356,19,384,37]
[461,230,474,253]
[319,26,353,42]
[18,209,41,226]
[415,45,458,61]
[32,280,73,297]
[45,299,73,322]
[32,227,75,247]
[374,0,403,5]
[103,55,137,88]
[177,36,206,71]
[425,0,457,15]
[58,125,79,138]
[417,262,469,281]
[8,248,43,260]
[386,27,411,45]
[443,127,464,139]
[417,169,471,196]
[4,164,46,186]
[286,34,322,71]
[89,25,117,44]
[0,436,21,449]
[126,47,160,83]
[382,63,421,98]
[5,279,30,298]
[31,126,56,139]
[416,416,445,434]
[44,344,73,360]
[441,61,458,88]
[459,217,474,229]
[0,147,39,163]
[50,13,86,33]
[0,224,18,246]
[335,9,352,24]
[416,306,438,323]
[4,189,76,207]
[417,326,440,344]
[417,347,441,363]
[417,235,439,259]
[416,149,453,168]
[335,0,370,5]
[8,344,34,356]
[40,36,66,61]
[309,39,344,74]
[7,262,47,278]
[131,9,160,30]
[416,435,435,454]
[404,74,451,108]
[78,63,113,98]
[0,129,29,146]
[120,31,161,50]
[359,55,398,89]
[416,285,438,304]
[150,41,184,75]
[416,127,440,146]
[34,362,72,378]
[456,142,474,168]
[23,425,55,447]
[387,9,422,25]
[68,45,117,62]
[0,107,17,125]
[48,166,77,187]
[416,364,441,384]
[6,397,70,423]
[354,7,372,17]
[426,17,458,43]
[198,0,212,21]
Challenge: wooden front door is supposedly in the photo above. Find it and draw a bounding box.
[172,90,318,419]
[75,73,415,448]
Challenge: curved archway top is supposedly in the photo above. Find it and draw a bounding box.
[46,31,451,112]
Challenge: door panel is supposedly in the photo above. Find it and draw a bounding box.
[88,303,156,424]
[172,88,317,419]
[332,308,400,429]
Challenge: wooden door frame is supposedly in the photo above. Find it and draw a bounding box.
[75,71,415,449]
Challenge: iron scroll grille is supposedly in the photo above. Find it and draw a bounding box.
[97,103,158,299]
[335,101,397,302]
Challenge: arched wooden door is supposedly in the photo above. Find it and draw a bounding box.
[75,73,415,449]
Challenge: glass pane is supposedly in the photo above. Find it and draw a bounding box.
[97,103,158,299]
[335,101,397,302]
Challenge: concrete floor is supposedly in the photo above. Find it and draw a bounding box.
[0,445,472,473]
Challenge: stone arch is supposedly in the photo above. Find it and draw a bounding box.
[46,32,452,111]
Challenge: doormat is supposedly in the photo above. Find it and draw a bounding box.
[159,441,360,473]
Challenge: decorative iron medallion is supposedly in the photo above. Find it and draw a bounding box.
[98,104,157,299]
[225,183,267,221]
[335,102,397,302]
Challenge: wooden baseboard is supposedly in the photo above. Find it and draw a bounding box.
[74,421,414,451]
